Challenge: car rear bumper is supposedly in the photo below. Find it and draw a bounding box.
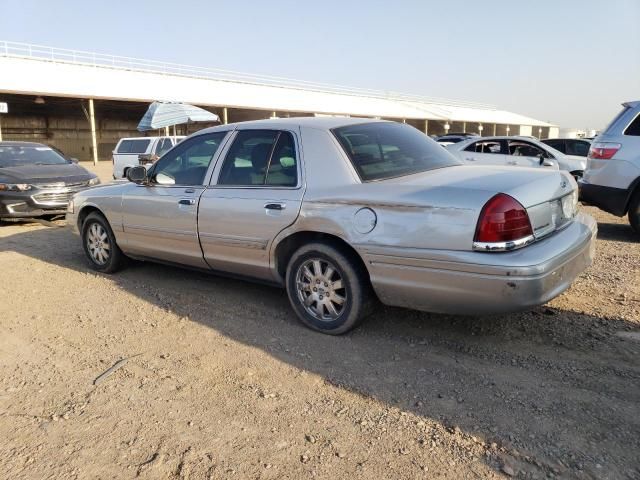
[359,212,597,315]
[578,179,629,216]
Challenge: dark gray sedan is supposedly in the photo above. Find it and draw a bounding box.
[0,141,99,220]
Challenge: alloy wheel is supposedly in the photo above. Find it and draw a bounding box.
[86,222,111,265]
[295,258,347,321]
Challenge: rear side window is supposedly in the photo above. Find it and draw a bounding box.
[333,122,460,181]
[217,130,298,187]
[543,139,565,153]
[624,113,640,136]
[117,139,151,154]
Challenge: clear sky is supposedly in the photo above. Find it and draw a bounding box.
[1,0,638,129]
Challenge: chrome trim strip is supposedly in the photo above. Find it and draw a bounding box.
[472,235,536,252]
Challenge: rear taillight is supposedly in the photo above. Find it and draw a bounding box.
[473,194,533,251]
[588,142,621,160]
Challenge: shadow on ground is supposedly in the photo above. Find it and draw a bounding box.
[1,221,639,479]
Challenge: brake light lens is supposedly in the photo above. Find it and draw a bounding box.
[474,194,533,249]
[588,142,621,160]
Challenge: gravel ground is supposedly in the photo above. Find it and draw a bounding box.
[0,162,638,479]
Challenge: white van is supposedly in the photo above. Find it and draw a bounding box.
[112,136,185,179]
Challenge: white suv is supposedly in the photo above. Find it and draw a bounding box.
[579,101,640,234]
[112,136,184,179]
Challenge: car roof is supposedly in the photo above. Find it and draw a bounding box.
[197,116,386,135]
[0,141,49,148]
[542,137,591,142]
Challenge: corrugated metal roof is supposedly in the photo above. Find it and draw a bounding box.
[0,41,556,127]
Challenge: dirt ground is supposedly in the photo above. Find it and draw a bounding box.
[0,162,638,479]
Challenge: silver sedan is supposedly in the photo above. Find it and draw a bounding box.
[67,118,597,334]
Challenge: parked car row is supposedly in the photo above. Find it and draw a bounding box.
[4,100,638,335]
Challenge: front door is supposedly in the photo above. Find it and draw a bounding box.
[198,128,304,281]
[121,131,230,267]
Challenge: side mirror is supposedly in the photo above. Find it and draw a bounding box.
[70,157,79,164]
[541,159,555,167]
[126,166,148,184]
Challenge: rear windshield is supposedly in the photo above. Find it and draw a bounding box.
[0,145,69,167]
[333,122,460,181]
[117,139,151,154]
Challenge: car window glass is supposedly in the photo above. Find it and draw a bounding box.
[150,132,227,186]
[566,140,590,156]
[464,141,502,154]
[117,139,151,154]
[624,113,640,136]
[508,141,546,157]
[544,140,565,153]
[265,132,298,186]
[217,130,281,186]
[156,138,173,157]
[333,122,460,181]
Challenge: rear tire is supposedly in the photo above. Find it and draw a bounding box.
[81,212,127,273]
[285,242,374,335]
[628,190,640,235]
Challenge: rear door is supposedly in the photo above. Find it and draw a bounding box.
[461,139,508,166]
[120,131,230,267]
[198,128,304,281]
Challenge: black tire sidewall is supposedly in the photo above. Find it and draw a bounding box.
[285,243,369,334]
[81,212,122,273]
[629,191,640,234]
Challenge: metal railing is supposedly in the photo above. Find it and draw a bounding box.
[0,40,496,110]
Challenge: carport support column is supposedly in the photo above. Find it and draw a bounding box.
[89,99,98,166]
[424,119,429,134]
[493,124,497,136]
[0,115,3,142]
[223,107,228,125]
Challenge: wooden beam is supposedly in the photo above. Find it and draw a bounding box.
[89,99,98,165]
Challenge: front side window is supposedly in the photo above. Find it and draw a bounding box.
[117,139,151,154]
[508,141,547,158]
[333,122,460,181]
[217,130,298,187]
[149,132,227,185]
[465,140,503,154]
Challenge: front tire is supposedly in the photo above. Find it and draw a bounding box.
[81,212,127,273]
[285,242,373,335]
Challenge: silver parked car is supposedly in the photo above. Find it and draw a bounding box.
[67,118,596,334]
[579,101,640,234]
[446,136,587,179]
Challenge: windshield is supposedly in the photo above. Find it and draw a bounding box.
[0,145,70,167]
[333,122,461,181]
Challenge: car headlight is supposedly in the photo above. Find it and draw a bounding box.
[0,183,32,192]
[88,177,100,186]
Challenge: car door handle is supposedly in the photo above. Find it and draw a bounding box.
[264,202,286,210]
[178,198,196,206]
[465,157,476,161]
